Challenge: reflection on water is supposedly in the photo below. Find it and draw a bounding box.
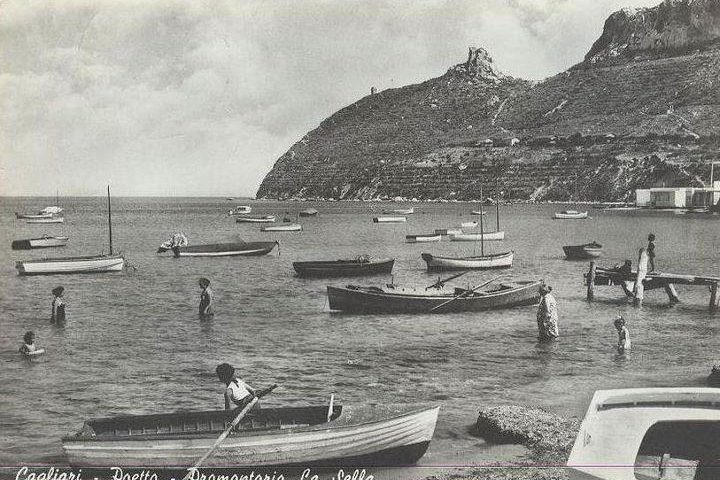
[0,197,718,468]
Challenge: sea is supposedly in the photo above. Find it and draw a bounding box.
[1,197,719,478]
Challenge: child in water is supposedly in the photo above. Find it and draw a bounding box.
[614,316,631,354]
[19,331,37,354]
[198,277,214,318]
[51,286,65,324]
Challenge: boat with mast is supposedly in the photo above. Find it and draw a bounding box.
[16,191,64,219]
[16,187,124,275]
[423,183,513,271]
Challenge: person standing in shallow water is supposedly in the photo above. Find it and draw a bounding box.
[647,233,656,272]
[19,331,37,354]
[614,315,631,354]
[51,286,65,324]
[198,277,214,318]
[536,284,559,341]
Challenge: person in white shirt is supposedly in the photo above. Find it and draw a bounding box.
[216,363,257,410]
[614,315,631,354]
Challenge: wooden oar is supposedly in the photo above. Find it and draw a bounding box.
[426,270,470,290]
[429,275,502,312]
[183,384,277,478]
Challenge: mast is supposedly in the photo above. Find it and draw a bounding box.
[479,184,484,256]
[56,190,59,208]
[107,185,113,255]
[495,177,500,232]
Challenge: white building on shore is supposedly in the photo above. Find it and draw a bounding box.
[635,182,720,208]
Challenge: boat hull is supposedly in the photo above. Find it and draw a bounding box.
[261,224,302,232]
[16,212,54,219]
[11,236,69,250]
[327,281,541,313]
[236,216,276,223]
[62,405,439,468]
[449,231,504,241]
[421,251,514,271]
[563,244,603,260]
[293,258,394,277]
[26,217,64,224]
[173,242,277,257]
[16,255,125,275]
[406,234,441,243]
[373,216,406,223]
[553,211,588,219]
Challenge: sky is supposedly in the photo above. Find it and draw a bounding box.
[0,0,658,197]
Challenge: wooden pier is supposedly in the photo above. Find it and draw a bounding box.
[585,248,720,311]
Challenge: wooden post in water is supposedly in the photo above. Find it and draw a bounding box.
[665,284,680,304]
[710,283,720,313]
[586,262,596,301]
[633,248,648,306]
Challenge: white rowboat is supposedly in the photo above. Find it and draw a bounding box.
[228,205,252,215]
[16,255,125,275]
[435,228,463,236]
[12,235,69,250]
[553,210,588,219]
[236,215,276,223]
[406,234,442,243]
[383,207,414,215]
[421,251,514,271]
[26,217,64,224]
[450,231,505,241]
[373,216,406,223]
[261,223,302,232]
[461,221,478,228]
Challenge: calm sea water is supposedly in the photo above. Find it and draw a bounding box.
[1,197,719,474]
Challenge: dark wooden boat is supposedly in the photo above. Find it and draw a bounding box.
[162,241,278,257]
[327,280,541,313]
[12,235,69,250]
[299,208,319,217]
[563,241,603,260]
[62,404,439,467]
[294,257,394,277]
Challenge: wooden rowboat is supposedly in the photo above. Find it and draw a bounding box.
[383,207,414,215]
[261,223,302,232]
[12,235,69,250]
[236,215,276,223]
[421,251,514,272]
[406,234,442,243]
[450,231,505,241]
[327,280,541,313]
[26,216,64,224]
[16,254,125,275]
[16,212,54,219]
[293,257,394,277]
[62,404,440,468]
[373,216,406,223]
[563,242,603,260]
[553,210,588,219]
[166,242,277,257]
[227,205,252,215]
[299,208,319,217]
[435,228,463,236]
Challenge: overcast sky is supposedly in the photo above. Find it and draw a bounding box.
[0,0,657,197]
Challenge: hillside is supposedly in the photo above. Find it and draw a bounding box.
[257,0,720,202]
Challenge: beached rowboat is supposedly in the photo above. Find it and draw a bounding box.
[164,242,277,257]
[450,231,505,241]
[421,251,514,272]
[373,216,406,223]
[406,234,442,243]
[293,257,394,277]
[563,242,602,260]
[26,217,64,224]
[16,254,125,275]
[62,404,440,467]
[12,235,69,250]
[236,215,276,223]
[553,210,588,219]
[327,280,541,313]
[261,223,302,232]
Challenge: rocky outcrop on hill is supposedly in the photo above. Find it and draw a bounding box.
[257,0,720,201]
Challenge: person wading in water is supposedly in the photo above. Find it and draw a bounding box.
[198,277,214,319]
[51,286,65,324]
[536,284,559,341]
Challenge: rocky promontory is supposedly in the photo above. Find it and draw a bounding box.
[257,0,720,202]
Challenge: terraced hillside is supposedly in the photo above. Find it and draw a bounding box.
[257,0,720,201]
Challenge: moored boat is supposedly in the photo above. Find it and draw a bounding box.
[261,223,302,232]
[421,251,514,271]
[16,212,54,220]
[327,279,541,313]
[563,241,603,260]
[567,388,720,480]
[435,228,463,236]
[161,241,278,257]
[26,216,64,224]
[11,235,69,250]
[383,207,414,215]
[553,210,588,219]
[470,210,487,215]
[299,208,319,217]
[62,403,440,468]
[461,221,478,228]
[406,234,442,243]
[236,215,275,223]
[373,216,406,223]
[293,257,394,277]
[450,231,505,241]
[228,205,252,215]
[16,254,125,275]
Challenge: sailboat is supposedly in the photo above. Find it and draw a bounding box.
[16,186,125,275]
[422,183,513,271]
[16,191,64,220]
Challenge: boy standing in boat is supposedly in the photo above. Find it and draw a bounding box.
[216,363,257,410]
[198,278,214,318]
[536,284,559,341]
[51,286,65,324]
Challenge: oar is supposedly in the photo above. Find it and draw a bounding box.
[426,270,470,290]
[429,275,502,312]
[183,384,277,478]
